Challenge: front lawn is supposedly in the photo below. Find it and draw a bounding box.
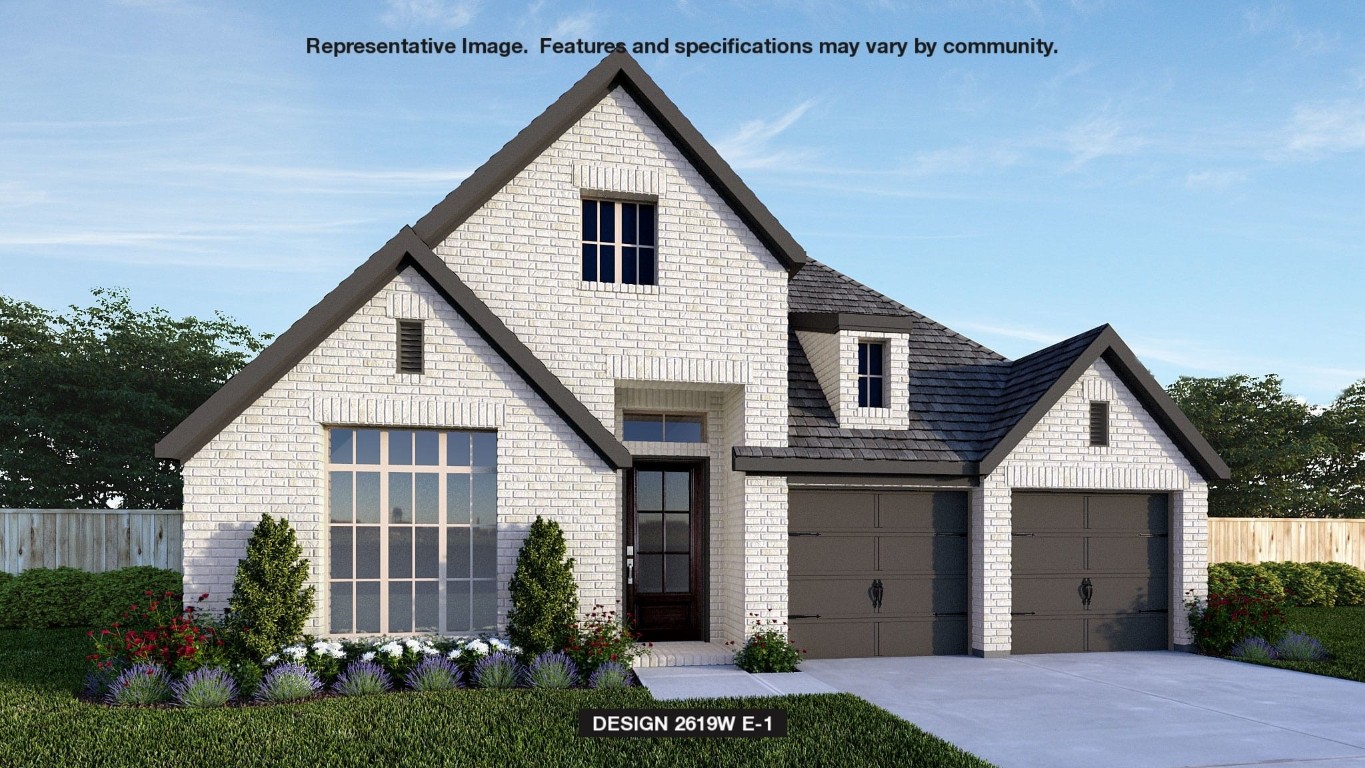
[0,629,994,768]
[1263,606,1365,683]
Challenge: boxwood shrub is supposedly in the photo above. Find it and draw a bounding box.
[1210,561,1365,609]
[1311,562,1365,606]
[1208,562,1286,603]
[81,566,183,628]
[0,567,94,628]
[1259,561,1334,607]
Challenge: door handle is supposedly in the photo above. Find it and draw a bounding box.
[626,557,634,586]
[868,579,884,613]
[1080,578,1094,610]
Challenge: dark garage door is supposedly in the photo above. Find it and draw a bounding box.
[788,489,968,659]
[1012,492,1169,654]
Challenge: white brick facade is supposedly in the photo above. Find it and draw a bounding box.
[970,359,1209,655]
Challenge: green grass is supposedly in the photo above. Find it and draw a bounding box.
[1259,605,1365,683]
[0,629,995,768]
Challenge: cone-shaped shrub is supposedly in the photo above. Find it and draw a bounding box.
[332,660,392,697]
[405,657,462,691]
[173,667,238,708]
[588,661,633,689]
[226,513,316,662]
[473,651,524,689]
[507,517,578,657]
[528,651,578,689]
[106,663,172,706]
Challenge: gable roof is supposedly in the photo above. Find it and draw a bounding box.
[155,226,632,469]
[412,50,807,274]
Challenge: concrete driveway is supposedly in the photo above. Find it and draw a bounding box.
[800,652,1365,768]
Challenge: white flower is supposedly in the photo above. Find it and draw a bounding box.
[488,638,507,651]
[284,646,307,661]
[420,643,439,655]
[447,649,461,660]
[264,654,280,666]
[379,641,404,658]
[466,640,490,656]
[361,651,376,662]
[403,638,422,650]
[511,646,523,656]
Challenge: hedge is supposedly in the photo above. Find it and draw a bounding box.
[80,566,183,628]
[1210,561,1365,608]
[0,566,182,629]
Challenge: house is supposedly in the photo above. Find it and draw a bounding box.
[155,51,1229,662]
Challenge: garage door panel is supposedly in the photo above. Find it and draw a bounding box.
[1088,614,1168,652]
[790,620,876,660]
[1087,495,1169,533]
[880,575,969,615]
[791,575,968,617]
[1012,536,1087,574]
[790,492,874,530]
[879,492,969,532]
[876,535,967,574]
[1088,535,1168,573]
[789,535,876,576]
[1013,616,1087,654]
[878,618,968,656]
[1014,575,1167,614]
[1013,493,1085,530]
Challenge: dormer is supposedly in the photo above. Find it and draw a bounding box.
[793,313,912,430]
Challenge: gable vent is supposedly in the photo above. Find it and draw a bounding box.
[1089,401,1109,447]
[397,320,424,374]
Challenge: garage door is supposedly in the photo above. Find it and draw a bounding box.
[788,489,968,659]
[1012,492,1169,654]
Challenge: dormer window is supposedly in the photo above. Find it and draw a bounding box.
[582,198,656,285]
[858,341,884,408]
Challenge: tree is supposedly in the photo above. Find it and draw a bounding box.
[0,288,269,509]
[506,517,578,657]
[1168,374,1333,517]
[226,513,315,662]
[1315,381,1365,518]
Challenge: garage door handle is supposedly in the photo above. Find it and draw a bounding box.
[868,579,884,612]
[1012,533,1035,537]
[789,532,822,537]
[788,614,822,620]
[1080,578,1094,609]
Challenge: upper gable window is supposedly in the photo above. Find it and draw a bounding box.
[857,341,885,408]
[582,199,656,285]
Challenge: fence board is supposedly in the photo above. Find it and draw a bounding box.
[0,510,183,574]
[1210,517,1365,570]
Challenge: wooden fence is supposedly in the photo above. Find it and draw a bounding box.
[1210,517,1365,571]
[0,509,182,574]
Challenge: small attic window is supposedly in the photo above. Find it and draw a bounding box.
[397,320,423,374]
[857,341,885,408]
[582,198,656,285]
[1089,401,1109,447]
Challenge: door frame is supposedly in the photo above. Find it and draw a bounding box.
[624,458,708,641]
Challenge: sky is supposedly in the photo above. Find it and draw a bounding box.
[2,1,1363,405]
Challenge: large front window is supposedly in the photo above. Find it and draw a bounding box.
[327,427,497,635]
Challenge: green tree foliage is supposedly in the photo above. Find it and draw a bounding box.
[1168,374,1336,517]
[0,288,269,509]
[506,517,578,657]
[226,514,315,661]
[1315,381,1365,518]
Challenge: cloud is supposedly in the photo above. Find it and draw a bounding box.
[177,164,473,188]
[1184,169,1249,190]
[548,11,597,38]
[381,0,478,30]
[1062,113,1147,167]
[905,144,1023,177]
[1284,100,1365,156]
[715,100,817,170]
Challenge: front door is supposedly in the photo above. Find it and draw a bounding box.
[627,463,703,641]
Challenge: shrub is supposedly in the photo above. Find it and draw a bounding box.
[472,651,523,689]
[81,567,182,628]
[507,517,578,658]
[444,636,517,675]
[731,613,805,673]
[405,656,462,691]
[0,567,94,628]
[1308,562,1365,606]
[226,513,316,662]
[588,661,633,689]
[332,660,392,697]
[87,591,226,676]
[1209,562,1286,604]
[1276,631,1328,662]
[565,605,646,677]
[228,658,264,699]
[361,637,443,679]
[527,651,577,689]
[253,662,322,703]
[173,667,238,708]
[263,639,347,684]
[1186,583,1287,656]
[106,663,172,706]
[1260,562,1335,607]
[1228,636,1278,662]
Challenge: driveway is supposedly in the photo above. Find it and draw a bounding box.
[800,652,1365,768]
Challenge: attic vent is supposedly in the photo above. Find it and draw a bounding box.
[1089,401,1109,447]
[397,320,424,374]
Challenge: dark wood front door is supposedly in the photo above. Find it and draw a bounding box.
[627,463,703,641]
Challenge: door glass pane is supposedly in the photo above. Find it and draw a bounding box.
[447,580,470,632]
[473,580,497,631]
[664,471,690,512]
[330,582,352,634]
[390,430,413,465]
[448,432,471,466]
[389,526,412,579]
[664,513,689,553]
[329,472,353,523]
[636,471,663,511]
[414,527,439,578]
[448,527,471,577]
[637,554,662,593]
[329,430,354,464]
[414,473,438,523]
[414,431,439,465]
[665,554,690,592]
[637,513,663,552]
[356,581,380,633]
[356,472,380,524]
[389,581,412,633]
[414,581,439,633]
[389,472,412,524]
[472,474,497,526]
[472,432,497,468]
[356,526,380,579]
[447,475,470,524]
[330,526,352,578]
[356,430,381,464]
[472,527,497,578]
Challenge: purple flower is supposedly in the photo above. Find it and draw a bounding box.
[588,661,633,689]
[106,663,172,706]
[172,667,237,708]
[472,651,524,689]
[254,662,322,703]
[405,656,462,691]
[332,660,392,697]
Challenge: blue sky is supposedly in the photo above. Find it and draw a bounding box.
[2,1,1362,404]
